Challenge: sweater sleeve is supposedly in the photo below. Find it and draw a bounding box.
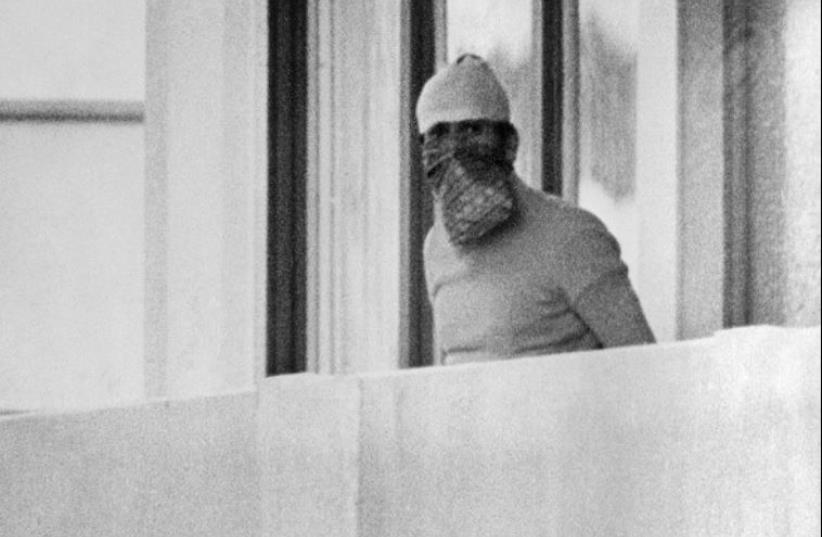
[556,213,655,347]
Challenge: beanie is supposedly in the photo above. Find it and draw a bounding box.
[415,54,510,134]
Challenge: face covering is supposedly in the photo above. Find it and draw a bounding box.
[422,123,518,245]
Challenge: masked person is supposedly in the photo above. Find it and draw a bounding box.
[418,55,655,365]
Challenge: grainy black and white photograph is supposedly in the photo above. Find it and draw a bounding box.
[0,0,819,535]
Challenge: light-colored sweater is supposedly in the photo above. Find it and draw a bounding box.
[424,178,655,365]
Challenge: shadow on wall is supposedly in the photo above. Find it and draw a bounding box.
[579,12,636,200]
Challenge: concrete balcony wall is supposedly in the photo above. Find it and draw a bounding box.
[0,392,260,537]
[358,326,820,536]
[258,375,360,537]
[1,326,819,536]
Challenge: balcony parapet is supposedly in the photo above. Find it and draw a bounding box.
[1,325,819,536]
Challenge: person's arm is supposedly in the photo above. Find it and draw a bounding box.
[557,213,655,347]
[573,271,655,347]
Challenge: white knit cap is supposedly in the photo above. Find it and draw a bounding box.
[415,55,510,134]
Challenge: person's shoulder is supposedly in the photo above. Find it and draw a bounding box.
[559,202,609,235]
[516,179,565,219]
[518,181,604,233]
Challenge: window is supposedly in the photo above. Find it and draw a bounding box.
[299,1,568,371]
[297,2,567,372]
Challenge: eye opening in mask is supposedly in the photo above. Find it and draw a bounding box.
[422,120,515,144]
[421,122,449,145]
[454,120,484,136]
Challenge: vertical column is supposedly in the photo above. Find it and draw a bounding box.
[144,0,169,398]
[740,0,821,327]
[145,0,267,397]
[635,0,679,341]
[784,0,821,326]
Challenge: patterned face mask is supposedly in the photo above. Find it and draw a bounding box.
[422,121,518,245]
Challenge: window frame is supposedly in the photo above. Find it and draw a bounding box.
[267,0,308,375]
[542,0,567,195]
[399,0,440,368]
